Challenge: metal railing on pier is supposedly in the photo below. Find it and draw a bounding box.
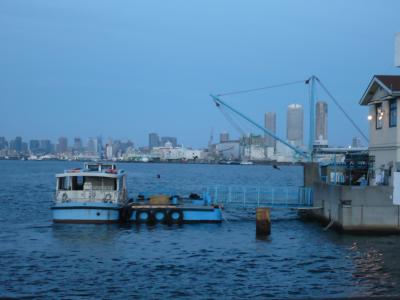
[206,185,313,208]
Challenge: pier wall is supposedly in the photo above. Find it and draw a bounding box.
[301,162,400,233]
[310,183,400,233]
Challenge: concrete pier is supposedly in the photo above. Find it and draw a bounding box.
[301,162,400,234]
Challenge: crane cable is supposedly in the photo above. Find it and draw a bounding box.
[315,77,369,143]
[218,105,247,136]
[216,79,306,97]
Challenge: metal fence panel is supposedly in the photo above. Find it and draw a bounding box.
[207,185,313,208]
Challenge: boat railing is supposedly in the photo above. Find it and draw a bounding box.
[54,190,120,203]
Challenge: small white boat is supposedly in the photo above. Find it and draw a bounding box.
[52,163,128,223]
[240,161,254,165]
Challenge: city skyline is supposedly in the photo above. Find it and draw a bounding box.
[0,101,357,153]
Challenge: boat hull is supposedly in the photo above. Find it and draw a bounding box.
[52,202,121,224]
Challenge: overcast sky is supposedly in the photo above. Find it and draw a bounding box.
[1,0,399,148]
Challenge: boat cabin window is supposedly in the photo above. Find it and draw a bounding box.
[58,176,118,191]
[71,176,85,190]
[58,177,71,190]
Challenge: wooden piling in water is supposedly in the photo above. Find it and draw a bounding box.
[256,207,271,236]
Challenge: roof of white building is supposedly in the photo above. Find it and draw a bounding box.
[360,75,400,105]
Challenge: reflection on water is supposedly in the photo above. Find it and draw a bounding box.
[1,161,400,298]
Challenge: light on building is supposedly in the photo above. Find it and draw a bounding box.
[367,115,373,121]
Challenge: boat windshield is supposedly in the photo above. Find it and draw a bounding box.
[58,176,117,191]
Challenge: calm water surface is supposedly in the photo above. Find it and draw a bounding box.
[0,161,399,299]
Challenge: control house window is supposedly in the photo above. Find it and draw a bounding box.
[376,103,383,129]
[389,99,397,128]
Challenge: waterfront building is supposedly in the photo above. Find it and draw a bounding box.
[220,132,229,143]
[315,101,328,147]
[242,144,266,160]
[287,104,304,147]
[58,137,68,153]
[264,112,276,149]
[149,133,160,149]
[359,75,400,185]
[215,141,240,160]
[161,136,177,147]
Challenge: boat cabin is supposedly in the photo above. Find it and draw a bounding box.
[55,163,127,204]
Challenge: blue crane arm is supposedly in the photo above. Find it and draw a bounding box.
[210,94,310,159]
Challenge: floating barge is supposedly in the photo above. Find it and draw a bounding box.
[52,163,222,224]
[120,194,222,224]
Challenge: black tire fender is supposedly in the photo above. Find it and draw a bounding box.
[168,209,183,224]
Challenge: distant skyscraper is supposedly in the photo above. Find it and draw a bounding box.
[87,138,96,153]
[106,144,113,160]
[125,140,134,149]
[22,142,28,153]
[29,140,40,153]
[40,140,52,153]
[149,133,160,149]
[58,137,68,153]
[0,137,7,150]
[14,136,22,152]
[96,136,103,158]
[220,132,229,143]
[315,101,328,145]
[264,112,276,149]
[287,104,303,147]
[352,136,362,148]
[73,137,83,152]
[161,136,177,147]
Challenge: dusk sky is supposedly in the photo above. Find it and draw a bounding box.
[1,0,399,148]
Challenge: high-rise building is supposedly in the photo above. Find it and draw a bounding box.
[125,140,134,149]
[287,104,303,147]
[96,136,103,158]
[29,140,40,153]
[0,137,7,150]
[220,132,229,143]
[315,101,328,146]
[264,112,276,149]
[87,138,96,153]
[58,137,68,153]
[21,142,28,153]
[352,136,362,148]
[73,137,83,152]
[40,140,52,153]
[149,133,160,149]
[161,136,177,147]
[14,136,22,152]
[106,144,113,160]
